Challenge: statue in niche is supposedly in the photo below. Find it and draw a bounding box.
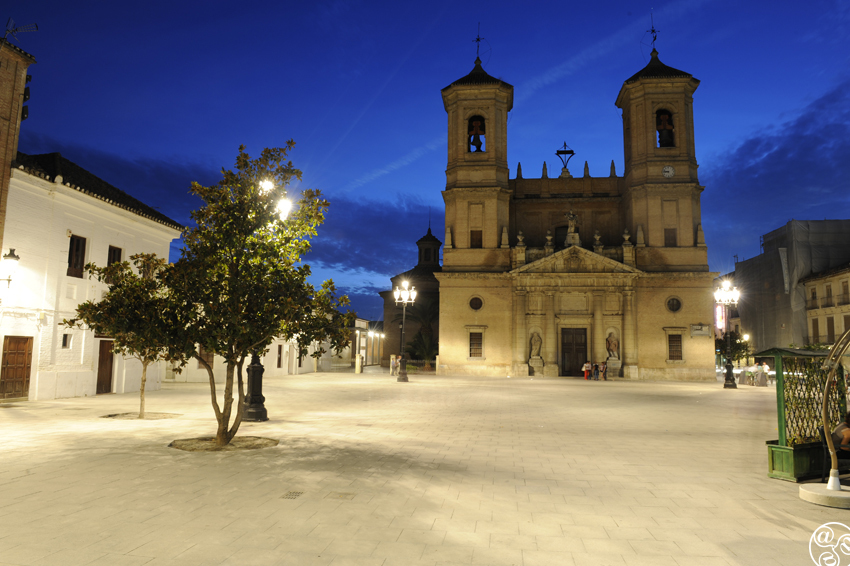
[529,332,542,359]
[565,210,578,233]
[606,331,620,359]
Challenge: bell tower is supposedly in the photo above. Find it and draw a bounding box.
[0,39,36,254]
[441,57,513,272]
[615,49,707,270]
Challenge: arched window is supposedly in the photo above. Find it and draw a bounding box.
[468,115,486,152]
[656,109,675,147]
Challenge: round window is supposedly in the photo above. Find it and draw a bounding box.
[469,297,483,310]
[666,297,682,312]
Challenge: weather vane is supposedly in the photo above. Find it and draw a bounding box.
[473,22,483,57]
[647,12,659,49]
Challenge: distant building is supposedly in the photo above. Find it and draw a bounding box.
[733,220,850,353]
[379,227,441,364]
[800,262,850,346]
[434,49,717,379]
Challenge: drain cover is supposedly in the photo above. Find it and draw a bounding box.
[281,491,303,499]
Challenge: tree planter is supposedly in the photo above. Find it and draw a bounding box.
[767,440,850,482]
[756,347,849,482]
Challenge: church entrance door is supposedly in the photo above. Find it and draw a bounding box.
[560,329,587,377]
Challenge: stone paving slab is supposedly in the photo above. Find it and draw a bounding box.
[0,372,845,566]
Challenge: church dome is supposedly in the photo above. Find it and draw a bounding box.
[624,49,694,84]
[416,226,442,246]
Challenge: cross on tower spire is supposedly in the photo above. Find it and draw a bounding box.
[647,12,659,49]
[473,22,483,57]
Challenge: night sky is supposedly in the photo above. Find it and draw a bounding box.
[8,0,850,320]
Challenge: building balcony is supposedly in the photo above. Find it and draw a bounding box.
[838,293,850,306]
[821,297,835,308]
[807,298,820,310]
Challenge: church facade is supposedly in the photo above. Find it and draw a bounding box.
[435,49,717,380]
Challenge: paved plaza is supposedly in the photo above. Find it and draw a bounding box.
[0,371,845,566]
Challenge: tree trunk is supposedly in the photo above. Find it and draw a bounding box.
[215,360,236,446]
[139,360,148,419]
[197,354,224,443]
[227,356,247,441]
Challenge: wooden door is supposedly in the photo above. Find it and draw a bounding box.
[560,329,587,377]
[0,336,33,399]
[96,341,114,394]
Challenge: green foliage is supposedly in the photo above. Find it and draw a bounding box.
[405,330,438,362]
[715,330,751,363]
[163,144,354,446]
[64,253,172,418]
[788,342,831,351]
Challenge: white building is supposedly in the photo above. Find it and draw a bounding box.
[169,338,336,383]
[0,152,182,400]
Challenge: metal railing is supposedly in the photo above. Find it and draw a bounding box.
[807,298,820,310]
[837,293,850,306]
[821,296,835,308]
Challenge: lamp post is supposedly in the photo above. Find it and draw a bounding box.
[393,280,416,383]
[714,280,740,389]
[243,181,291,422]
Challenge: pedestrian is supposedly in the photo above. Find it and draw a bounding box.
[390,355,397,376]
[601,362,607,381]
[582,361,591,380]
[592,363,599,381]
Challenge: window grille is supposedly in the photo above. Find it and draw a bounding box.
[668,334,682,361]
[198,346,215,369]
[469,332,483,358]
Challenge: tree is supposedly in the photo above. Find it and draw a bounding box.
[163,144,353,447]
[715,331,751,364]
[405,331,438,369]
[64,253,172,418]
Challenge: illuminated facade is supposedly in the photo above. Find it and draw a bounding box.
[435,50,717,379]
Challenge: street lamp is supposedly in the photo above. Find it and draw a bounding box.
[0,249,21,287]
[243,182,292,422]
[714,280,740,389]
[393,280,416,383]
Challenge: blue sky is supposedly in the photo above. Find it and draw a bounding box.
[9,0,850,319]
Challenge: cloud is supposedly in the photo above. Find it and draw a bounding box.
[307,193,443,278]
[339,135,443,193]
[701,77,850,269]
[516,0,715,103]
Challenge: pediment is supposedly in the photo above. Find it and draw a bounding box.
[512,245,642,275]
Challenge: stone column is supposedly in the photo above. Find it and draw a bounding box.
[513,291,529,376]
[544,292,559,377]
[623,290,637,378]
[592,291,606,364]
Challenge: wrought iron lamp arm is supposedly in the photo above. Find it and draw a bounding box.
[821,327,850,489]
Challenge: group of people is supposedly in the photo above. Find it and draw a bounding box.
[389,355,402,376]
[581,361,607,381]
[738,361,772,387]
